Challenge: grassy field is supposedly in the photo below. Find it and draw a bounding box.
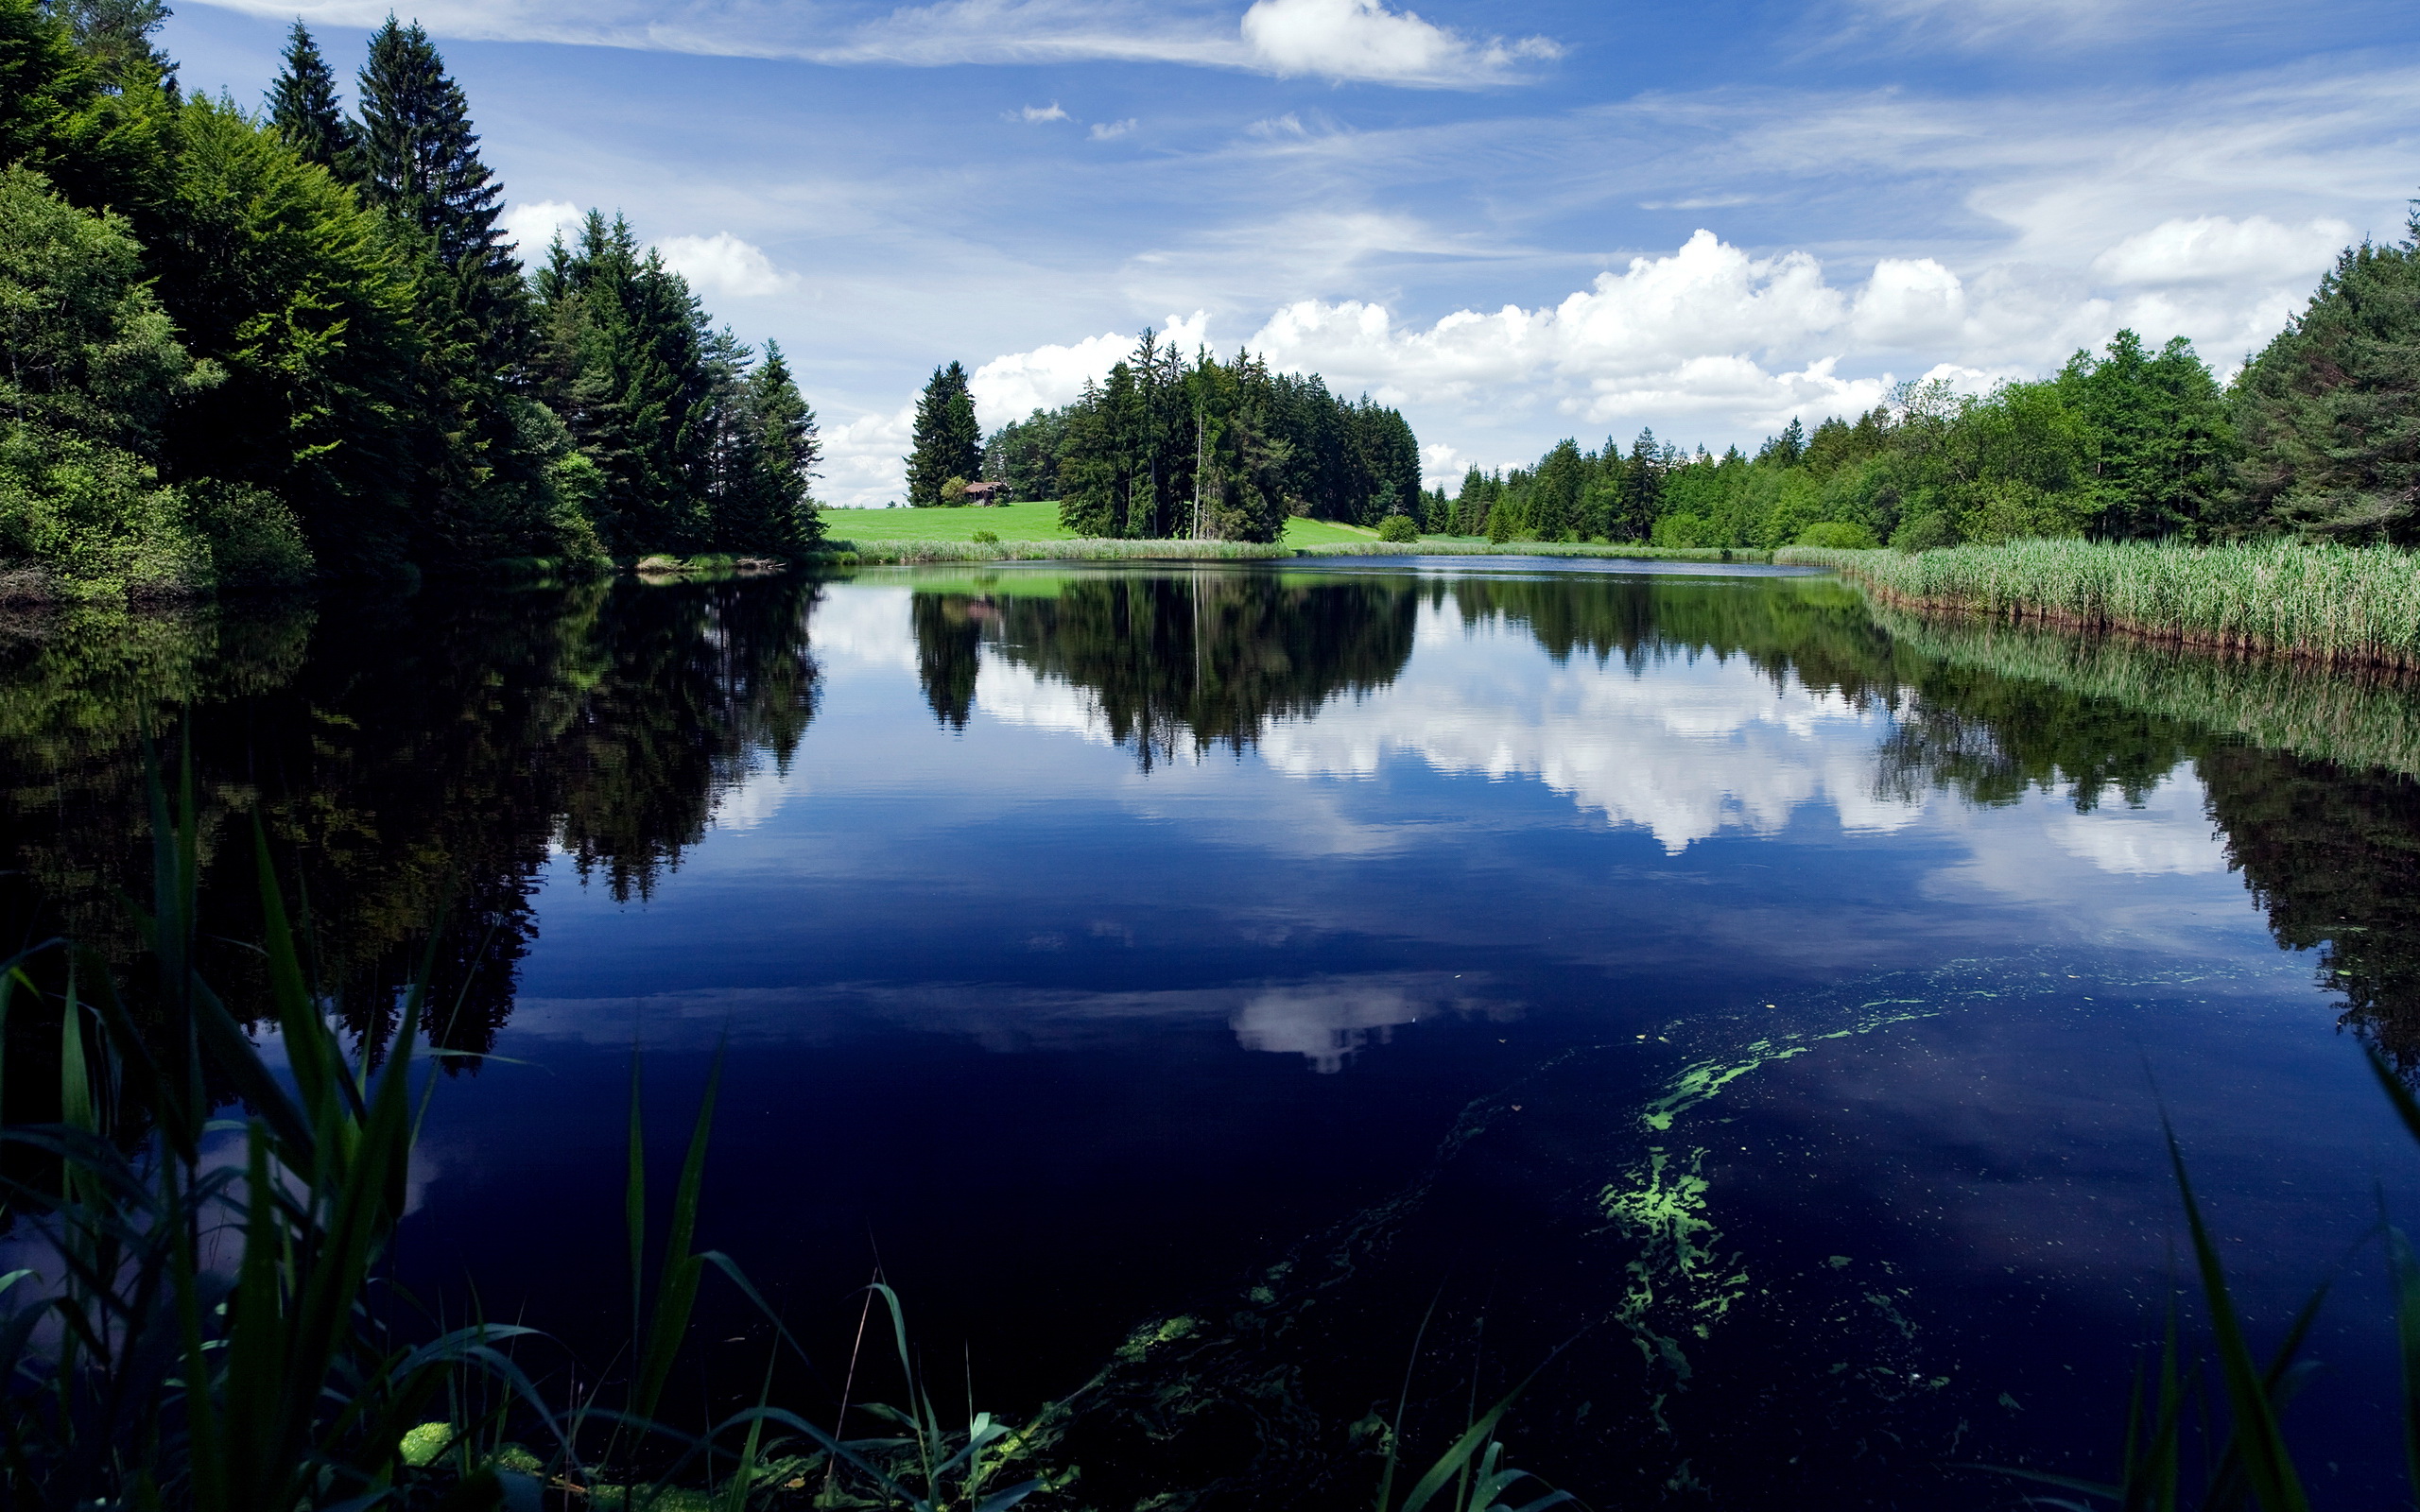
[821,501,1382,547]
[1782,539,2420,669]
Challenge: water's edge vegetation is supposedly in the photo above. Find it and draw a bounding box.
[1785,539,2420,669]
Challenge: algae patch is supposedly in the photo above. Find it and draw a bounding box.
[1599,1002,1937,1387]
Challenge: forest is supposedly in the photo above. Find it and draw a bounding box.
[906,335,1426,543]
[0,0,823,601]
[1438,214,2420,552]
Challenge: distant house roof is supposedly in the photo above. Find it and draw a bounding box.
[963,481,1008,503]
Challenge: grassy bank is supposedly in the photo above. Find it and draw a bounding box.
[1782,539,2420,669]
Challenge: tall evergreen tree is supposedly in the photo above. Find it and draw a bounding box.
[266,20,355,177]
[705,338,823,553]
[2230,219,2420,542]
[532,211,717,553]
[358,19,504,271]
[905,359,979,506]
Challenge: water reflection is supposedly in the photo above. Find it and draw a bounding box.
[0,576,821,1102]
[16,561,2420,1502]
[9,562,2420,1090]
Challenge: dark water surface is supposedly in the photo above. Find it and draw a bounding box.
[9,559,2420,1506]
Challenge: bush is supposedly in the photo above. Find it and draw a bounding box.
[940,475,969,506]
[187,479,314,588]
[1796,521,1879,550]
[1890,511,1960,552]
[1376,514,1419,543]
[971,528,998,544]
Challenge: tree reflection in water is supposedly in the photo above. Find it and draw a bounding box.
[0,575,821,1129]
[9,561,2420,1128]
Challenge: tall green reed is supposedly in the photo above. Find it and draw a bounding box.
[1782,539,2420,669]
[1990,1053,2420,1510]
[0,756,554,1510]
[0,762,1045,1511]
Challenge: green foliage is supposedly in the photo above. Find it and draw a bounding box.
[2231,209,2420,542]
[533,214,821,558]
[1796,520,1877,548]
[147,97,418,573]
[2056,329,2236,539]
[906,360,979,507]
[0,163,313,596]
[1042,331,1417,542]
[1377,513,1418,542]
[0,4,822,591]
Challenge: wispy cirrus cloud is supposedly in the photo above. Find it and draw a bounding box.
[195,0,1562,86]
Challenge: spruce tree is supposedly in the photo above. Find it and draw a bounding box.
[358,19,506,272]
[904,360,979,507]
[2230,219,2420,542]
[746,339,821,542]
[267,21,355,178]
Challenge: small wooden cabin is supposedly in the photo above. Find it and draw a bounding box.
[963,481,1008,506]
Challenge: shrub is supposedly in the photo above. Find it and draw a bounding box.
[972,528,999,544]
[1376,514,1419,543]
[1890,511,1960,552]
[187,479,314,588]
[1796,521,1878,550]
[940,475,969,506]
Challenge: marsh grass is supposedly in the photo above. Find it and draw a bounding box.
[1784,540,2420,669]
[0,759,1046,1510]
[1983,1054,2420,1510]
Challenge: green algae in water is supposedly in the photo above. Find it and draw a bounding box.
[1599,1002,1940,1385]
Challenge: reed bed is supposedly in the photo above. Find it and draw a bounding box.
[1781,539,2420,670]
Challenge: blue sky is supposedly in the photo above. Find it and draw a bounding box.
[162,0,2420,504]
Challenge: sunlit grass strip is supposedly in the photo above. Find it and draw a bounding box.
[1870,604,2420,780]
[826,538,1299,564]
[824,539,1774,566]
[1784,540,2420,669]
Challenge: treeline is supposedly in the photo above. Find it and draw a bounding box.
[0,0,823,601]
[909,331,1424,543]
[1444,206,2420,550]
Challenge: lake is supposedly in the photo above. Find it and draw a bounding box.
[7,558,2418,1506]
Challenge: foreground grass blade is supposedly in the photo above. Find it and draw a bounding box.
[2165,1119,2308,1512]
[631,1045,724,1424]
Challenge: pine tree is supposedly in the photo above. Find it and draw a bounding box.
[2230,223,2420,541]
[905,360,979,507]
[358,20,505,271]
[708,339,822,553]
[532,212,718,553]
[266,20,355,177]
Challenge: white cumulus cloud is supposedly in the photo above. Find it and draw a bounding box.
[657,232,796,298]
[968,312,1213,426]
[1016,102,1071,123]
[1088,117,1138,141]
[2091,215,2354,287]
[500,198,582,256]
[1239,0,1560,86]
